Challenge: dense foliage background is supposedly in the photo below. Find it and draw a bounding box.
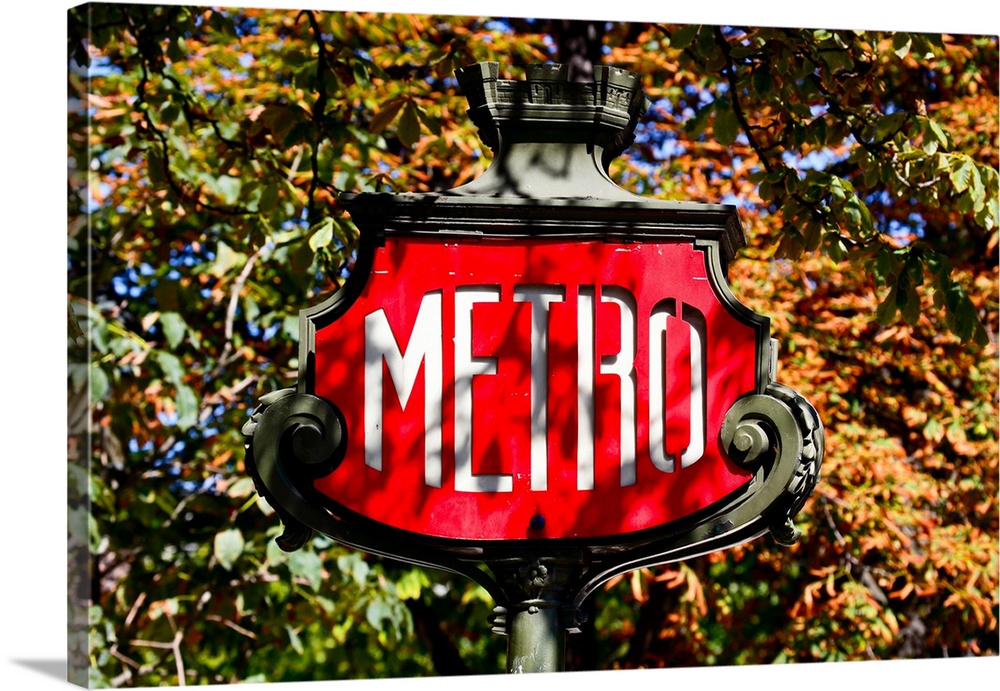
[67,3,997,687]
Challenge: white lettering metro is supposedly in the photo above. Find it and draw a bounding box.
[363,284,706,491]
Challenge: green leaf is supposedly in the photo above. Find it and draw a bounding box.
[262,104,306,140]
[286,625,305,655]
[313,595,336,616]
[775,228,805,260]
[415,105,441,135]
[166,36,187,64]
[227,476,257,499]
[282,315,299,342]
[892,33,912,59]
[266,534,287,565]
[256,493,276,518]
[968,163,985,200]
[214,175,242,206]
[863,159,881,187]
[713,98,739,147]
[352,60,370,87]
[949,156,973,193]
[212,240,247,278]
[844,196,864,228]
[244,294,261,323]
[699,27,725,70]
[214,528,245,571]
[292,64,315,92]
[670,24,699,50]
[758,179,774,202]
[286,549,324,590]
[766,169,788,185]
[684,103,713,138]
[459,583,494,605]
[283,48,309,66]
[809,116,828,147]
[925,251,949,277]
[371,97,406,134]
[159,312,187,350]
[942,280,990,346]
[976,196,998,232]
[898,279,921,326]
[875,285,899,325]
[824,232,849,263]
[926,118,949,150]
[69,362,88,393]
[873,246,897,284]
[395,569,429,600]
[875,112,907,142]
[398,101,421,148]
[923,417,945,443]
[903,255,924,286]
[90,364,110,402]
[365,599,393,631]
[175,384,199,430]
[259,179,280,213]
[155,351,185,385]
[289,239,315,276]
[819,48,853,73]
[146,149,166,185]
[802,220,823,252]
[957,189,976,215]
[160,102,181,125]
[337,552,370,586]
[308,217,334,251]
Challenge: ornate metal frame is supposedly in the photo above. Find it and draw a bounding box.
[242,62,824,671]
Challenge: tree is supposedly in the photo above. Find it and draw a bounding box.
[68,4,997,686]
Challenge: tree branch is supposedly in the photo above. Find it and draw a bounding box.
[303,10,331,222]
[713,27,778,175]
[125,12,254,217]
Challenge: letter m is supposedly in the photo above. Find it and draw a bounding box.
[363,290,443,487]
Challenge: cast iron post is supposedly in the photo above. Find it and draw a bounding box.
[489,558,586,673]
[507,604,565,673]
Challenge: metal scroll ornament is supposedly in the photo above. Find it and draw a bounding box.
[242,62,824,671]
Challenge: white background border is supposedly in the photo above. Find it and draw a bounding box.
[3,1,996,689]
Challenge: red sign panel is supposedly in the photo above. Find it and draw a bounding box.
[309,236,762,541]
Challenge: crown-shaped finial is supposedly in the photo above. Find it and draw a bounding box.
[454,61,648,164]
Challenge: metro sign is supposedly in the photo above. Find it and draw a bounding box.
[244,64,821,648]
[305,235,766,542]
